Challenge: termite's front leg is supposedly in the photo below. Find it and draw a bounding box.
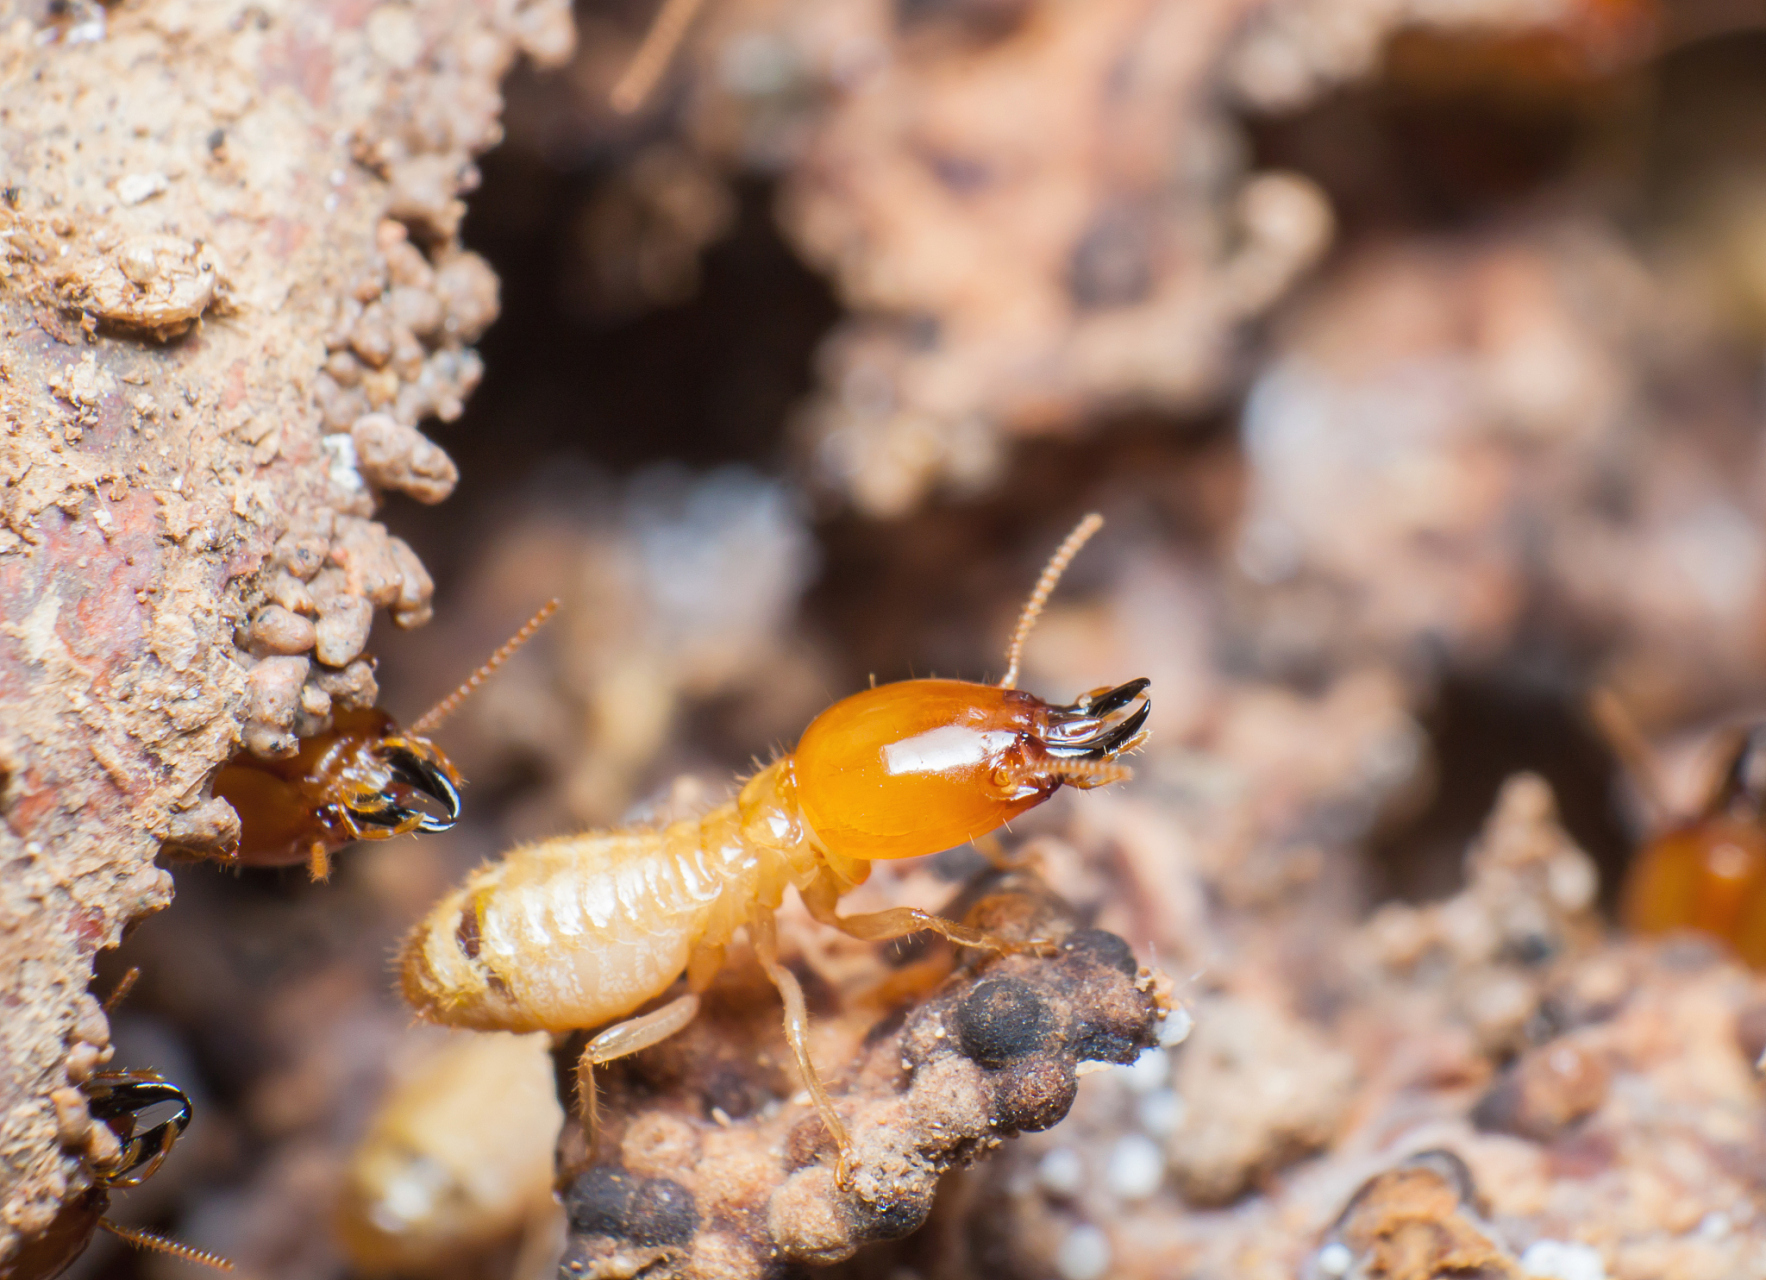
[800,869,1055,956]
[573,991,703,1151]
[748,907,854,1187]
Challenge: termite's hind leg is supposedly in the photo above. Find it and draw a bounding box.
[749,907,854,1188]
[801,870,1055,956]
[573,992,703,1154]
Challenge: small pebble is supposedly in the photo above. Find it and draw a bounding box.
[1315,1241,1353,1277]
[1037,1147,1084,1198]
[1055,1225,1111,1280]
[1157,1006,1193,1047]
[1105,1134,1164,1201]
[1520,1239,1606,1280]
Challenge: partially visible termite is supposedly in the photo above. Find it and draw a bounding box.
[1594,689,1766,967]
[14,976,232,1278]
[210,601,558,881]
[400,515,1150,1182]
[336,1032,563,1277]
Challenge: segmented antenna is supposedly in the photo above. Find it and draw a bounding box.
[1000,514,1104,691]
[99,1221,234,1271]
[102,966,140,1014]
[1587,687,1675,825]
[409,599,560,738]
[610,0,709,113]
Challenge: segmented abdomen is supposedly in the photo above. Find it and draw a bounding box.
[399,804,760,1033]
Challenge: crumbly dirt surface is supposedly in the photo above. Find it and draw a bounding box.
[31,1,1766,1278]
[554,872,1166,1280]
[0,0,569,1265]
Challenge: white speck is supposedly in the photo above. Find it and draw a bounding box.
[1315,1241,1353,1277]
[1036,1147,1084,1198]
[1699,1212,1732,1240]
[1055,1225,1110,1280]
[170,475,183,492]
[66,15,105,42]
[24,842,42,856]
[1520,1239,1606,1280]
[323,193,339,213]
[1104,1134,1163,1201]
[329,169,346,187]
[115,172,167,205]
[1547,854,1597,912]
[1137,1088,1185,1137]
[321,432,362,491]
[1157,1006,1193,1047]
[1115,1047,1170,1093]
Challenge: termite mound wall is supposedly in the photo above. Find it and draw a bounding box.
[0,0,570,1264]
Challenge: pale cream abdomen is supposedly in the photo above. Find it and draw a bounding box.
[400,805,763,1034]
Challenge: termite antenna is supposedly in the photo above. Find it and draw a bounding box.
[99,1221,235,1271]
[102,966,140,1014]
[1000,513,1104,690]
[1587,686,1677,826]
[610,0,708,114]
[410,599,560,738]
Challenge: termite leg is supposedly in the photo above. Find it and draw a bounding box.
[306,841,332,883]
[686,943,725,993]
[573,992,703,1152]
[749,908,853,1187]
[801,870,1055,956]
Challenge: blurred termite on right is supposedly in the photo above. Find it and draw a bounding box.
[1594,689,1766,966]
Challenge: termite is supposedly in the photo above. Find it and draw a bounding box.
[1594,690,1766,966]
[336,1032,563,1276]
[209,601,558,881]
[399,515,1150,1181]
[12,1071,232,1279]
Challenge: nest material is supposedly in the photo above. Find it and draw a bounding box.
[0,0,571,1264]
[555,871,1168,1280]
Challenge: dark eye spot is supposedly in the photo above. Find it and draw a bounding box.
[955,977,1054,1067]
[455,908,481,960]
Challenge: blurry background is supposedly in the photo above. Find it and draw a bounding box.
[89,0,1766,1275]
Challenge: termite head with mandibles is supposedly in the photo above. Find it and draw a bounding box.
[792,513,1149,872]
[208,600,558,881]
[15,1071,233,1278]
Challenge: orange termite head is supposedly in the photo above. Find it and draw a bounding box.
[793,676,1150,864]
[211,601,557,877]
[791,513,1150,865]
[212,708,464,871]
